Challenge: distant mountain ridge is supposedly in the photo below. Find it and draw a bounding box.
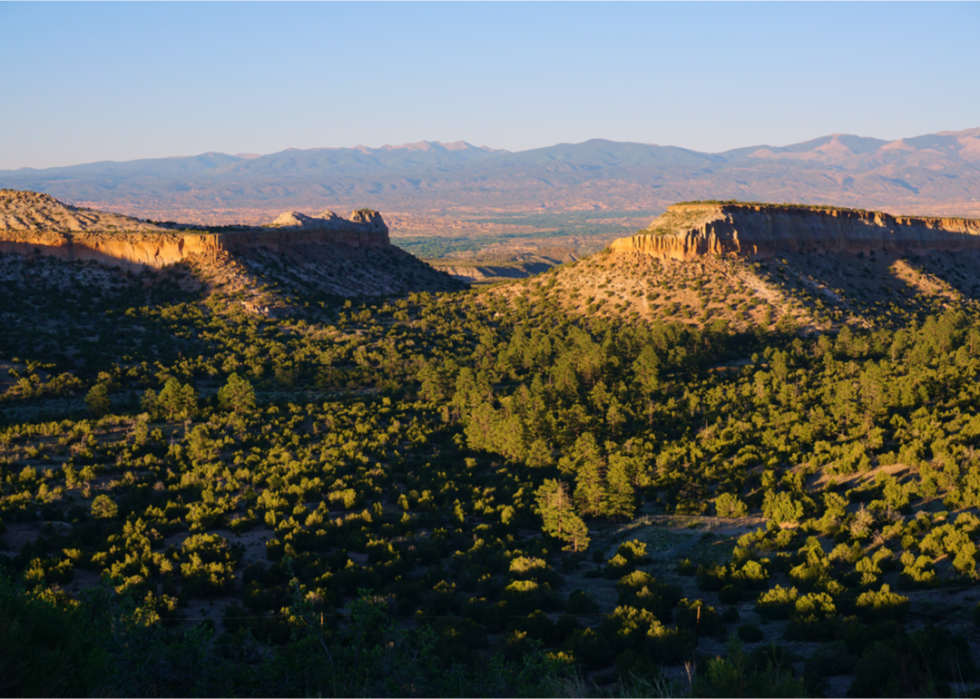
[2,131,979,224]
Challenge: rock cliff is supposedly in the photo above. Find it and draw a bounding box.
[609,202,980,260]
[0,190,389,270]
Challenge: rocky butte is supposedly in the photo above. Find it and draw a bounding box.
[0,190,390,271]
[609,202,980,260]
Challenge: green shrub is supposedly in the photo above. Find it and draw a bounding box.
[603,553,634,579]
[566,627,614,669]
[755,585,798,620]
[762,491,803,524]
[676,558,696,575]
[854,584,910,622]
[715,492,749,518]
[615,570,682,618]
[615,539,651,565]
[91,494,118,520]
[787,592,838,641]
[691,636,805,698]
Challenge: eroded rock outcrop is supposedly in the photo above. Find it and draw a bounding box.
[0,190,389,269]
[609,202,980,260]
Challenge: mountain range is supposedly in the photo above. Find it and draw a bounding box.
[2,129,979,226]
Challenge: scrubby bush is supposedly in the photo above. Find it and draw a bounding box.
[691,636,805,698]
[715,492,749,518]
[854,584,910,622]
[755,585,798,620]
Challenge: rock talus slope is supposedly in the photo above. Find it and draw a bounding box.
[609,203,980,260]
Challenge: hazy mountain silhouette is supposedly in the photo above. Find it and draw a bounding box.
[2,131,979,221]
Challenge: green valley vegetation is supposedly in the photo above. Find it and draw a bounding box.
[4,246,980,697]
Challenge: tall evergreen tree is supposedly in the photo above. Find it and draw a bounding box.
[573,458,605,519]
[535,479,590,553]
[558,432,602,476]
[632,345,660,425]
[217,373,256,415]
[603,453,636,520]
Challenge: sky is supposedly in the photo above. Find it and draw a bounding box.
[1,2,978,170]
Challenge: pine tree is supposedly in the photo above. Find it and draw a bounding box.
[157,378,198,421]
[525,439,553,468]
[535,479,590,553]
[140,388,158,418]
[493,413,527,462]
[464,402,496,452]
[606,398,626,438]
[558,432,602,476]
[217,372,256,414]
[632,345,660,394]
[85,383,110,417]
[573,458,605,519]
[603,453,636,519]
[632,345,660,425]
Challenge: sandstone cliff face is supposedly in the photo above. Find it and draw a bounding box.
[0,190,390,270]
[609,203,980,260]
[0,231,220,270]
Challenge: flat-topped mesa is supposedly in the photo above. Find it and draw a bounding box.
[608,202,980,261]
[0,190,390,269]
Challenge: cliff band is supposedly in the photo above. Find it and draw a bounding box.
[0,190,389,270]
[609,203,980,260]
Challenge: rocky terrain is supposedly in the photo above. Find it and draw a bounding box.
[609,202,980,260]
[0,189,167,233]
[0,189,462,308]
[490,202,980,334]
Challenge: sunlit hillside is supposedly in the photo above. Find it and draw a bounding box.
[3,200,980,697]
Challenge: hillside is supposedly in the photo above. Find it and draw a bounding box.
[609,202,980,259]
[2,129,979,231]
[6,194,980,695]
[492,203,980,334]
[0,189,463,310]
[427,249,579,285]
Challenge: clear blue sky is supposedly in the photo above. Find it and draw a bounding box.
[2,2,978,169]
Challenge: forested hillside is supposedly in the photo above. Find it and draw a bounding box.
[3,244,980,696]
